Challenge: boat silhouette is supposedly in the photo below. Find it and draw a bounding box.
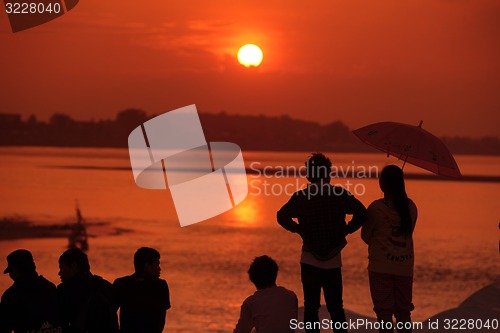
[67,201,89,251]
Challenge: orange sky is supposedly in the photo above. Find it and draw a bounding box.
[1,0,499,137]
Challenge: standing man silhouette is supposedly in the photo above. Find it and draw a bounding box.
[113,247,171,333]
[277,153,367,333]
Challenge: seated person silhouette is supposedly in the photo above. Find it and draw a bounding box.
[1,249,62,333]
[234,255,298,333]
[57,248,118,333]
[113,247,171,333]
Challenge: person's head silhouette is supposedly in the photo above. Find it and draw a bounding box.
[134,247,161,278]
[305,153,332,183]
[379,164,406,197]
[248,255,279,290]
[58,248,90,282]
[4,249,36,281]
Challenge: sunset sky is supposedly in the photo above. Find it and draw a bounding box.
[1,0,499,137]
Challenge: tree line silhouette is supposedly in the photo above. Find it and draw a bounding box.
[0,109,499,155]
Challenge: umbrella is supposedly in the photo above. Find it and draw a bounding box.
[352,121,461,177]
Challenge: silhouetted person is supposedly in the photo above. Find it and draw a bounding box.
[0,249,62,333]
[234,255,298,333]
[113,247,170,333]
[57,248,118,333]
[361,165,418,333]
[277,153,367,333]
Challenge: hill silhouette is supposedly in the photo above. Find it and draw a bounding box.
[0,110,499,155]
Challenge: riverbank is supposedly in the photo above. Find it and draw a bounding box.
[296,281,500,332]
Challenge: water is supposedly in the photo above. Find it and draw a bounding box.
[0,147,499,332]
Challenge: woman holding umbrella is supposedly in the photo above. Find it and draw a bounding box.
[361,165,418,333]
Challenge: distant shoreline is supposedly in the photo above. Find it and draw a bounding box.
[38,165,500,183]
[1,111,499,156]
[0,218,131,242]
[0,218,70,241]
[1,144,499,157]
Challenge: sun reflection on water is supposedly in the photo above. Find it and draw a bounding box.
[230,196,259,226]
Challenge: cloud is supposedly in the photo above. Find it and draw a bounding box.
[66,13,238,72]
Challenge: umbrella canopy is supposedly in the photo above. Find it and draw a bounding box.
[352,121,461,177]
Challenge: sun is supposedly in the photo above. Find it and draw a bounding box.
[237,44,263,68]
